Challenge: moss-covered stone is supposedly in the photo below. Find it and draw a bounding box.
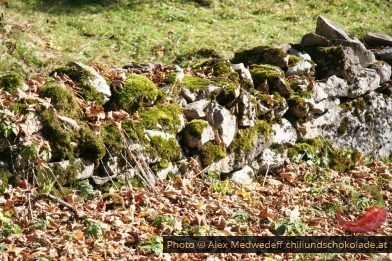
[250,64,292,96]
[79,127,106,162]
[149,136,182,162]
[101,121,124,153]
[122,119,146,143]
[139,103,182,133]
[39,82,81,117]
[180,75,213,91]
[0,73,24,95]
[40,110,76,160]
[216,83,237,105]
[40,109,105,162]
[0,169,12,193]
[185,119,209,138]
[114,74,159,113]
[199,141,227,167]
[232,46,288,68]
[165,72,177,85]
[52,63,106,105]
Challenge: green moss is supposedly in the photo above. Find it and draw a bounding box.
[9,102,29,115]
[164,72,177,85]
[216,83,237,105]
[339,101,353,112]
[122,119,146,143]
[200,141,226,167]
[39,82,81,117]
[52,63,106,105]
[0,73,24,95]
[139,103,182,133]
[40,109,105,162]
[149,136,181,162]
[79,127,106,162]
[185,119,209,138]
[115,74,159,112]
[151,159,170,174]
[180,75,212,91]
[232,46,288,68]
[288,55,302,67]
[101,121,124,153]
[0,170,12,193]
[249,64,292,95]
[287,95,306,107]
[40,110,76,160]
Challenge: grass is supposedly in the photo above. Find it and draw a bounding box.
[1,0,392,76]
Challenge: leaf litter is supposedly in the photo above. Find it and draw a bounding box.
[0,161,390,260]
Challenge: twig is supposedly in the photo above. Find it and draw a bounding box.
[31,193,86,220]
[262,164,270,187]
[27,193,33,220]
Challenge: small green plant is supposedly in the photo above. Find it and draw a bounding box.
[0,108,19,139]
[85,219,103,239]
[150,215,176,228]
[211,180,232,196]
[275,210,307,236]
[31,215,53,230]
[138,236,163,255]
[232,210,249,224]
[0,243,7,253]
[0,222,22,238]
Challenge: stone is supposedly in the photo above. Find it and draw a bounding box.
[181,88,197,102]
[56,115,81,132]
[237,91,256,127]
[182,99,210,120]
[286,59,313,76]
[373,47,392,64]
[258,148,288,172]
[364,32,392,47]
[230,166,254,185]
[315,15,351,41]
[73,62,112,98]
[332,38,375,66]
[206,103,236,147]
[144,130,176,140]
[231,63,253,84]
[347,68,380,98]
[203,85,223,98]
[271,119,297,146]
[368,62,392,83]
[300,32,331,47]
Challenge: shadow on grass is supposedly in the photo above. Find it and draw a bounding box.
[31,0,212,14]
[31,0,142,14]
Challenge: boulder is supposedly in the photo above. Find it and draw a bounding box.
[258,148,288,173]
[73,62,112,98]
[373,47,392,65]
[206,103,236,147]
[231,63,253,84]
[300,32,331,47]
[315,15,351,41]
[182,99,210,120]
[230,166,254,185]
[271,119,297,146]
[332,38,375,66]
[368,62,392,83]
[232,46,289,69]
[364,32,392,47]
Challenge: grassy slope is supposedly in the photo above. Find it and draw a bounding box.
[1,0,392,76]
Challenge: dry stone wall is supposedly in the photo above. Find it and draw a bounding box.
[1,16,392,188]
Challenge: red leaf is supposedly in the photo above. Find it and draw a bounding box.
[337,206,388,233]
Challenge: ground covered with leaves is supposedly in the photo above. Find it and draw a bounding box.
[0,161,391,260]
